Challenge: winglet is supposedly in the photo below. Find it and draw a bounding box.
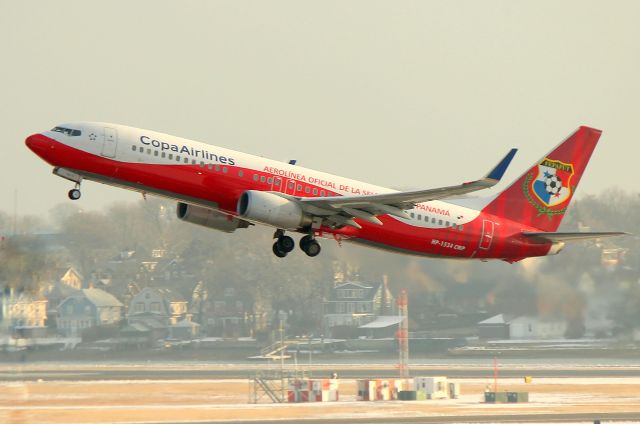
[484,148,518,181]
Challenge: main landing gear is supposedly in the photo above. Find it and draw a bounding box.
[272,230,321,258]
[272,231,295,258]
[300,234,321,257]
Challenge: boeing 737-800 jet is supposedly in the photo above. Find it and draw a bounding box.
[25,123,624,261]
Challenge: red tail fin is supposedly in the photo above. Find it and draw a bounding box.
[482,126,602,232]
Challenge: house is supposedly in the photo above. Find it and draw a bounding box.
[203,286,250,338]
[58,267,84,290]
[323,280,396,337]
[128,287,189,327]
[0,289,48,338]
[40,266,85,327]
[57,288,123,337]
[41,281,81,331]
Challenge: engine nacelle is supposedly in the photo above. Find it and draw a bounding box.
[237,190,310,230]
[176,203,250,233]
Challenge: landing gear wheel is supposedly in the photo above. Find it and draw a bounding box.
[276,235,295,253]
[300,235,321,257]
[68,189,81,200]
[272,242,288,258]
[304,240,321,257]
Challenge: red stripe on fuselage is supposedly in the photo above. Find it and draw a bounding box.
[27,134,552,260]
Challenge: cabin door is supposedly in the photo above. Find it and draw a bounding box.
[101,127,118,158]
[479,219,495,250]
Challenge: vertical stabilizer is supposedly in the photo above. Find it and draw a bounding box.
[482,126,602,232]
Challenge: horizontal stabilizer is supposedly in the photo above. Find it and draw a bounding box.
[522,231,628,243]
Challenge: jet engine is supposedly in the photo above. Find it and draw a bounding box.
[176,202,250,233]
[237,190,311,230]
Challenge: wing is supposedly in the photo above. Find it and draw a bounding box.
[522,232,629,243]
[296,148,517,229]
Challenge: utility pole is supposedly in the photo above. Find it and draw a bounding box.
[397,289,409,378]
[493,355,498,392]
[13,189,18,236]
[280,318,285,401]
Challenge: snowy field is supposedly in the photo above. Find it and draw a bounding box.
[0,374,639,423]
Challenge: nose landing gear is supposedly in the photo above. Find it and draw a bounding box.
[68,184,81,200]
[53,168,83,201]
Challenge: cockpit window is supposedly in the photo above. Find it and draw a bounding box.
[52,126,81,136]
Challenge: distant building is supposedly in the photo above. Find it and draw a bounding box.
[41,281,81,331]
[128,287,189,327]
[57,288,123,337]
[509,316,567,340]
[323,280,396,337]
[203,286,249,338]
[169,318,200,340]
[477,314,512,340]
[478,314,568,340]
[0,290,48,338]
[58,267,83,290]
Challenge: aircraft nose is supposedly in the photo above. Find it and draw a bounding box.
[25,133,50,153]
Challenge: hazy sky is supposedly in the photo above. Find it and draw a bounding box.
[2,1,640,218]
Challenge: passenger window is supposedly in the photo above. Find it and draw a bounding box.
[432,217,436,223]
[418,215,422,221]
[184,158,189,163]
[200,161,205,167]
[445,221,450,227]
[305,186,310,193]
[168,154,173,160]
[192,159,197,165]
[132,145,136,151]
[438,219,443,225]
[297,184,302,191]
[215,164,221,172]
[238,170,244,177]
[320,190,325,196]
[274,179,280,186]
[208,164,213,170]
[161,152,166,158]
[147,149,151,154]
[253,174,258,181]
[154,151,158,156]
[176,155,180,161]
[223,167,228,173]
[260,176,266,182]
[458,225,464,231]
[313,188,318,195]
[288,181,294,189]
[410,213,415,218]
[267,177,273,184]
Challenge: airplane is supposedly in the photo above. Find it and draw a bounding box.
[25,123,625,261]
